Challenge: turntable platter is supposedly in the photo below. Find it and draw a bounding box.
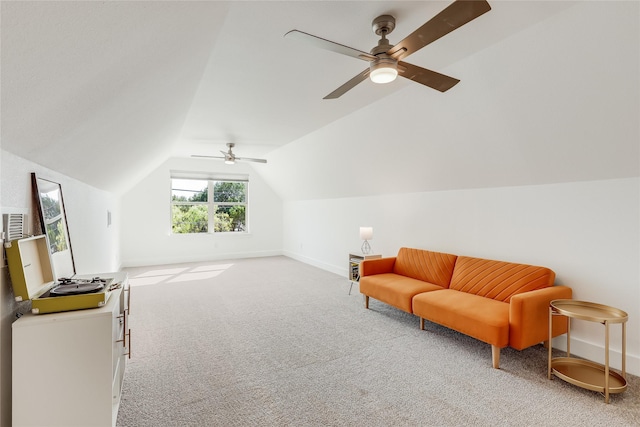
[50,281,104,297]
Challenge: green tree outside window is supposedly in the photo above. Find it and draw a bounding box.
[171,179,247,234]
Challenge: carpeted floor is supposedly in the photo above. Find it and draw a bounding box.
[116,256,639,426]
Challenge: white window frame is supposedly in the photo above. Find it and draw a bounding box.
[170,171,249,235]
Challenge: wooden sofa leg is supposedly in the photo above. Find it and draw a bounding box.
[364,295,369,309]
[491,345,500,369]
[419,317,424,330]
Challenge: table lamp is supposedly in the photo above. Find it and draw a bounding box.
[360,226,373,254]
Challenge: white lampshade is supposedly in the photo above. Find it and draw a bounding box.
[359,227,373,240]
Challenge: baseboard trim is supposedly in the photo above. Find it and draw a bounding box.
[282,250,346,277]
[551,336,639,376]
[121,250,283,268]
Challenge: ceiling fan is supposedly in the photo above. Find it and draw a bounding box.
[284,0,491,99]
[192,143,267,164]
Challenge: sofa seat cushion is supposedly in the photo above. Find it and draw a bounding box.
[412,289,510,347]
[360,273,445,313]
[449,256,556,303]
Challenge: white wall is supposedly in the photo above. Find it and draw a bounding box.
[283,178,640,376]
[120,157,283,266]
[0,149,120,426]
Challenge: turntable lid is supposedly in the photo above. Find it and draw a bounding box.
[5,235,56,301]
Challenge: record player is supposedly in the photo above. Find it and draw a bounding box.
[5,235,118,314]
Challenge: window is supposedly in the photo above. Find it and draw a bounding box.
[171,175,248,234]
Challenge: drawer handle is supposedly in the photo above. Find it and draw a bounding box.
[124,287,131,315]
[116,311,128,350]
[125,329,131,359]
[117,328,131,359]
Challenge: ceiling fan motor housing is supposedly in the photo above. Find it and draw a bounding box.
[372,15,395,36]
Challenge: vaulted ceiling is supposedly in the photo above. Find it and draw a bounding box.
[2,1,638,199]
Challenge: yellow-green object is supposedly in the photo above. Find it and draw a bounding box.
[5,235,112,314]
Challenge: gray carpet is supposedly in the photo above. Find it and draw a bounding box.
[116,256,639,426]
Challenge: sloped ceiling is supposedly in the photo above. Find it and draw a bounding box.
[256,1,640,200]
[1,1,230,192]
[1,1,638,198]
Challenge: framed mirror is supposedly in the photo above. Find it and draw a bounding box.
[32,173,76,278]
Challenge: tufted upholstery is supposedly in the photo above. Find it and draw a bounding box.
[392,247,458,288]
[360,248,457,313]
[449,256,555,303]
[359,248,457,314]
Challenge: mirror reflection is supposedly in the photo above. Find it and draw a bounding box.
[32,173,76,278]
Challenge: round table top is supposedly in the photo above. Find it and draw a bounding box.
[551,299,628,323]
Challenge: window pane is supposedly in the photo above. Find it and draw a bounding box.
[45,218,68,253]
[172,204,208,233]
[40,191,62,218]
[213,181,245,203]
[172,179,208,202]
[214,205,245,232]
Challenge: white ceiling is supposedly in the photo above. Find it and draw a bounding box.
[1,1,638,197]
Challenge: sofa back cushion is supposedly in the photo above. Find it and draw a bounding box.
[449,256,555,302]
[392,248,458,288]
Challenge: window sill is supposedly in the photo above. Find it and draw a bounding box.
[169,232,252,238]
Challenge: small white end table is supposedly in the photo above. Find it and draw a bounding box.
[348,252,381,295]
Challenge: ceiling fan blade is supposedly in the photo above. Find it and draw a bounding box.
[285,30,375,62]
[191,155,226,160]
[235,157,268,164]
[398,61,460,92]
[388,0,491,61]
[323,68,370,99]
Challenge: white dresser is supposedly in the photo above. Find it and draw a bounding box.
[12,272,130,427]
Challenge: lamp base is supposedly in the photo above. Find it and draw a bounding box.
[361,240,371,254]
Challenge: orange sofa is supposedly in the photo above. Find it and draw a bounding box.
[360,247,572,369]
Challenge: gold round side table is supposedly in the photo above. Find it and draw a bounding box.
[548,299,628,403]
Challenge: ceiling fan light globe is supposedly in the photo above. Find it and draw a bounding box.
[225,159,235,165]
[369,57,398,84]
[370,67,397,84]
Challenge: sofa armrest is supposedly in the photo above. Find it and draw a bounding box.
[509,285,572,350]
[361,257,396,277]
